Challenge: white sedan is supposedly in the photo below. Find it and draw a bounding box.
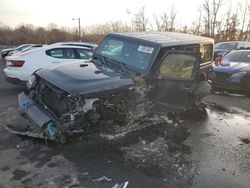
[4,44,93,85]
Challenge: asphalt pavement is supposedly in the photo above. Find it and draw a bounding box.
[0,59,249,188]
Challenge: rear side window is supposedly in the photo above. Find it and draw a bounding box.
[158,52,197,79]
[46,48,75,59]
[75,48,93,59]
[223,51,250,63]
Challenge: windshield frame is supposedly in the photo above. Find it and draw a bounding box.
[94,36,159,74]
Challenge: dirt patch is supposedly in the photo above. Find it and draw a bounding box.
[240,137,250,144]
[11,169,30,180]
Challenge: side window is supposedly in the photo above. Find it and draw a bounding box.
[237,43,245,49]
[158,52,197,79]
[183,45,199,52]
[201,44,213,63]
[75,49,93,59]
[245,43,250,49]
[46,48,75,59]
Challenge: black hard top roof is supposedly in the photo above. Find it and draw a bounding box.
[108,32,214,47]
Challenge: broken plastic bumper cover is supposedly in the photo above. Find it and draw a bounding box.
[5,92,69,143]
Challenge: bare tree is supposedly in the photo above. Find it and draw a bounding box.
[132,7,148,31]
[169,5,177,32]
[154,5,177,32]
[223,13,240,40]
[243,4,250,41]
[154,12,169,31]
[202,0,223,37]
[239,0,248,40]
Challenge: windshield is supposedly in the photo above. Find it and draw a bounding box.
[214,42,237,50]
[223,50,250,63]
[95,37,155,71]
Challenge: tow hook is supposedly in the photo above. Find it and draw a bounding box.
[47,122,56,138]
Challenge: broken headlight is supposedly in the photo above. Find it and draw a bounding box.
[27,74,37,90]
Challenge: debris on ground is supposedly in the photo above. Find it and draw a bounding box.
[214,91,245,97]
[92,175,112,182]
[112,181,129,188]
[82,172,89,176]
[160,115,173,124]
[66,177,80,188]
[100,115,166,140]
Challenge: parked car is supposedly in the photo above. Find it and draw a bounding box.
[8,44,45,56]
[209,50,250,95]
[53,41,97,50]
[9,32,214,142]
[1,44,40,58]
[214,41,250,61]
[215,41,250,51]
[1,47,14,59]
[4,44,93,85]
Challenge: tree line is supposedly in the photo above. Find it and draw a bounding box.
[0,0,250,46]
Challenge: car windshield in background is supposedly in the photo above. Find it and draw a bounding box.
[223,51,250,63]
[96,37,155,71]
[214,42,237,50]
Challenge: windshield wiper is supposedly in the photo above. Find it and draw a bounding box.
[118,61,128,74]
[98,54,128,74]
[106,57,128,74]
[99,55,108,71]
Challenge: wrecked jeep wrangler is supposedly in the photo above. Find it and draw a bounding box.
[8,32,214,142]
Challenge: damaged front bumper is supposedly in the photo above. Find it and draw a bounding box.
[6,92,68,143]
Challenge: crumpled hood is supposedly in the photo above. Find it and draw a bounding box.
[36,61,134,96]
[213,61,250,74]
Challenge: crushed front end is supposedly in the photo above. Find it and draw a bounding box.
[7,72,149,142]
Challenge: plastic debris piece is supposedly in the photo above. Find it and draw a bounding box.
[123,181,129,188]
[92,175,112,182]
[66,177,80,188]
[112,181,129,188]
[82,172,89,176]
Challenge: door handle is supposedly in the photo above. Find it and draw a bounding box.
[52,61,60,64]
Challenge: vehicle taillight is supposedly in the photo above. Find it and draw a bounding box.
[7,60,25,67]
[214,56,223,66]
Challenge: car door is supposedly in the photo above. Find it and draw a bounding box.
[149,50,201,112]
[46,48,79,66]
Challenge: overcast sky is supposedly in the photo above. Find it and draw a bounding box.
[0,0,247,28]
